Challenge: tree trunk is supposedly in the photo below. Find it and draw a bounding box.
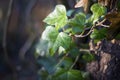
[86,0,120,80]
[87,40,120,80]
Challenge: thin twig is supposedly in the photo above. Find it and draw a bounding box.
[69,49,90,70]
[96,19,109,27]
[74,19,109,38]
[70,55,79,70]
[80,49,90,52]
[99,24,109,27]
[3,0,13,61]
[75,24,94,37]
[96,19,106,26]
[55,53,69,68]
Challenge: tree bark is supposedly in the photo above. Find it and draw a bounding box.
[87,39,120,80]
[86,0,120,79]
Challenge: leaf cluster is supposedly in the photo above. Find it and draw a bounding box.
[36,3,107,80]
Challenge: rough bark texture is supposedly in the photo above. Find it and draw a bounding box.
[86,0,120,80]
[87,40,120,80]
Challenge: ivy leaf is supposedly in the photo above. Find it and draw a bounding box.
[68,13,86,34]
[36,26,58,55]
[82,52,95,62]
[43,5,68,30]
[52,68,83,80]
[50,32,72,55]
[38,70,50,80]
[90,28,107,41]
[90,3,107,23]
[37,26,72,56]
[41,26,59,42]
[60,57,73,69]
[37,57,57,74]
[67,10,74,17]
[69,47,80,58]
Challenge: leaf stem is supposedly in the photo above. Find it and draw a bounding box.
[75,25,94,37]
[74,18,109,38]
[55,53,69,68]
[70,55,79,70]
[96,19,109,27]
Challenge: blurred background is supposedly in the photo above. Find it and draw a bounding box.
[0,0,76,80]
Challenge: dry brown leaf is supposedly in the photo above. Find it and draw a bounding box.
[75,0,89,12]
[98,0,110,6]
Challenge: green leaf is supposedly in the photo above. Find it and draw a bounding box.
[41,26,59,42]
[69,47,80,58]
[81,72,90,80]
[90,28,107,41]
[90,3,107,23]
[68,13,86,34]
[115,34,120,39]
[52,68,83,80]
[50,32,72,55]
[82,52,95,62]
[36,26,72,56]
[58,46,66,54]
[60,57,73,69]
[38,69,51,80]
[43,5,68,30]
[36,26,59,55]
[67,9,74,17]
[37,57,57,74]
